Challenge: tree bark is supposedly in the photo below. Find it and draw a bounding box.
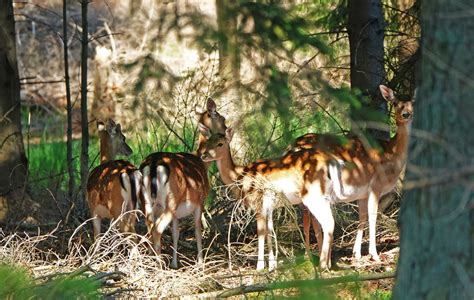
[0,0,28,221]
[63,0,75,201]
[347,0,387,138]
[80,0,89,209]
[393,1,474,299]
[216,0,240,91]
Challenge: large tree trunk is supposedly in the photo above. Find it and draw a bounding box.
[0,0,28,221]
[347,0,387,138]
[393,1,474,299]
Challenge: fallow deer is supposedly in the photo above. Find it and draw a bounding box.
[87,119,142,239]
[140,152,209,269]
[300,85,413,265]
[138,98,225,268]
[319,85,413,263]
[199,126,336,270]
[200,85,413,270]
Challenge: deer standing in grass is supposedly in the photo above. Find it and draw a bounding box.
[140,98,227,268]
[87,119,142,239]
[200,126,337,270]
[200,85,413,270]
[300,85,413,264]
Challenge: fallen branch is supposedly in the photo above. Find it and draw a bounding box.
[217,271,396,298]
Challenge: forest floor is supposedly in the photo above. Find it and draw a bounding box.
[0,202,399,299]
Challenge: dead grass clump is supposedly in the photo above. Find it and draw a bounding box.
[0,212,227,298]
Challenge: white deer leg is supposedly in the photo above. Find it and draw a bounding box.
[304,194,334,271]
[367,191,380,261]
[353,198,368,259]
[256,214,267,270]
[171,217,179,269]
[266,209,277,271]
[194,206,203,265]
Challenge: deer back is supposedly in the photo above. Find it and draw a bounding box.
[140,152,209,211]
[87,160,141,218]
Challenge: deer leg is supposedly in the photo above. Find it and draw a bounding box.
[92,216,101,240]
[367,191,380,261]
[171,217,179,269]
[152,211,173,256]
[194,206,203,265]
[312,215,323,256]
[266,209,277,271]
[304,195,334,271]
[256,214,267,270]
[353,198,368,259]
[302,207,311,256]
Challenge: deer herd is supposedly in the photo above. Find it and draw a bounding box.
[86,85,414,271]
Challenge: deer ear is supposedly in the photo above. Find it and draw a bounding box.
[198,123,211,138]
[97,120,106,132]
[225,127,234,142]
[106,119,117,134]
[379,85,395,102]
[207,98,217,116]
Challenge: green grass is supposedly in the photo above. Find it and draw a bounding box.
[25,120,200,191]
[0,263,100,299]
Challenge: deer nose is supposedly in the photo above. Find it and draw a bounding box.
[201,153,208,161]
[402,112,411,119]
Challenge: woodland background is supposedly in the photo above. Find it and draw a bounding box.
[0,0,472,299]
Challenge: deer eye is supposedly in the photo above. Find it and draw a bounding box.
[217,143,224,147]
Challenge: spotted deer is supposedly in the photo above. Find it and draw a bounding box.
[87,119,142,239]
[199,126,336,270]
[138,98,225,268]
[301,85,413,263]
[200,85,413,270]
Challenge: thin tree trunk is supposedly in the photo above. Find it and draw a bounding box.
[393,1,474,299]
[63,0,74,201]
[347,0,387,138]
[80,0,89,210]
[0,0,28,221]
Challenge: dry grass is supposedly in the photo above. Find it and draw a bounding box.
[0,213,230,298]
[0,192,399,298]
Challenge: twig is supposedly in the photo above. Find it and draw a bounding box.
[105,288,141,298]
[217,271,396,298]
[156,109,191,149]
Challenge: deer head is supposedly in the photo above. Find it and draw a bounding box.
[380,85,414,125]
[97,119,133,162]
[199,126,234,162]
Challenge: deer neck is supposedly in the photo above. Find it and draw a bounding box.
[216,148,240,186]
[99,138,115,163]
[386,121,411,165]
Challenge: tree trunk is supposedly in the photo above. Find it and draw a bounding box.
[393,1,474,299]
[347,0,387,138]
[0,0,28,221]
[63,0,75,201]
[216,0,240,91]
[80,0,89,210]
